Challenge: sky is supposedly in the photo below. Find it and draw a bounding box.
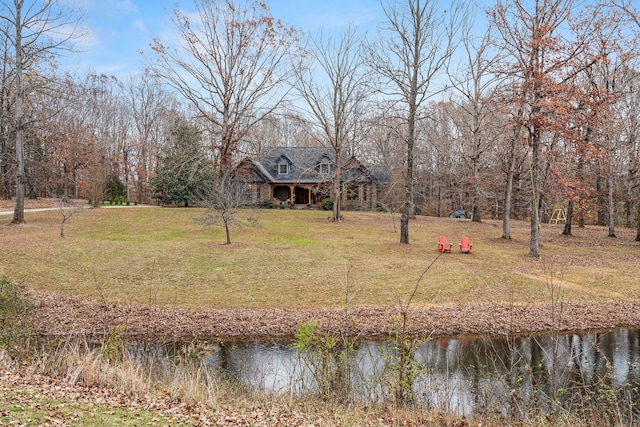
[71,0,383,79]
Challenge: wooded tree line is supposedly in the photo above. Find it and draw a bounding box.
[2,0,640,255]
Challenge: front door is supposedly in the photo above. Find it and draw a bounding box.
[294,186,309,204]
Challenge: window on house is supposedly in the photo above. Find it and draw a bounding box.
[346,185,359,201]
[319,163,331,174]
[278,162,289,175]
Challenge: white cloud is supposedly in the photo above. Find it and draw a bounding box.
[75,24,102,50]
[133,19,146,32]
[100,0,139,18]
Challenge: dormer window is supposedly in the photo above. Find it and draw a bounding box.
[319,163,332,174]
[278,160,289,175]
[317,154,333,175]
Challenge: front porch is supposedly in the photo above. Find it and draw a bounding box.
[272,184,323,205]
[248,181,379,210]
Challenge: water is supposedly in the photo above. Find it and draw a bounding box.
[129,329,640,420]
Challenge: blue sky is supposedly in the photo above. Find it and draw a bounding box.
[72,0,382,79]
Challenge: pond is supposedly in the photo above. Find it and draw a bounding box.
[128,328,640,421]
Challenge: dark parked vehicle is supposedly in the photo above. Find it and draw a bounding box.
[449,209,473,219]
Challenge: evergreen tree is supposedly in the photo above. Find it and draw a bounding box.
[151,119,215,207]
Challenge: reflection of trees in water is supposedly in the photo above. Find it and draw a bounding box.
[127,330,640,421]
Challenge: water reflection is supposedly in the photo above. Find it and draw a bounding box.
[128,329,640,420]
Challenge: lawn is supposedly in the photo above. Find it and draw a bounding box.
[0,388,189,426]
[1,205,639,309]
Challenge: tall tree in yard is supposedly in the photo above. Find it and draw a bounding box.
[568,9,635,239]
[148,0,297,177]
[0,28,11,200]
[607,1,640,240]
[369,0,468,244]
[292,26,369,222]
[447,25,503,223]
[616,69,640,241]
[152,118,215,207]
[0,0,82,224]
[126,70,176,203]
[490,0,602,256]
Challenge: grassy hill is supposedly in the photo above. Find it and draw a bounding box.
[1,205,639,310]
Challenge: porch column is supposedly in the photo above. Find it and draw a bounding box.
[371,183,377,209]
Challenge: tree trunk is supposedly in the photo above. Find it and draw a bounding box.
[401,146,413,244]
[332,154,342,222]
[528,133,540,257]
[1,36,10,201]
[73,162,79,199]
[401,79,420,242]
[0,133,9,200]
[636,202,640,241]
[11,4,25,224]
[224,219,231,245]
[625,200,633,229]
[471,145,481,222]
[401,113,416,244]
[608,167,616,238]
[502,134,517,239]
[562,200,573,236]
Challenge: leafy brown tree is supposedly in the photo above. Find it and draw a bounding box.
[489,0,605,256]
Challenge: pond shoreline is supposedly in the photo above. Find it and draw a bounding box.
[26,288,640,341]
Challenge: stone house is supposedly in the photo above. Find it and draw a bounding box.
[237,147,390,210]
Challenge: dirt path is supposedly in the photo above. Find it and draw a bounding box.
[26,288,640,340]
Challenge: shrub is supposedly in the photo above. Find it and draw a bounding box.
[294,321,355,402]
[104,174,125,204]
[257,199,275,209]
[321,198,334,211]
[376,201,388,212]
[101,324,127,363]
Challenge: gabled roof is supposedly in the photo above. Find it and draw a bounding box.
[255,147,334,184]
[241,147,390,185]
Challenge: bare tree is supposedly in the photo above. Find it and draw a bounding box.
[126,69,176,203]
[448,24,503,223]
[501,109,527,239]
[199,173,251,245]
[57,197,84,238]
[368,0,468,244]
[292,25,369,222]
[0,24,11,200]
[0,0,83,224]
[148,0,297,176]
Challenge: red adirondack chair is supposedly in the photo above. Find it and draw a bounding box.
[438,235,452,253]
[459,236,473,253]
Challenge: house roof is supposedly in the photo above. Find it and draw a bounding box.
[240,147,390,185]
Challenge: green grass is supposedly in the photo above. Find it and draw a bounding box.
[0,389,190,426]
[1,206,639,309]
